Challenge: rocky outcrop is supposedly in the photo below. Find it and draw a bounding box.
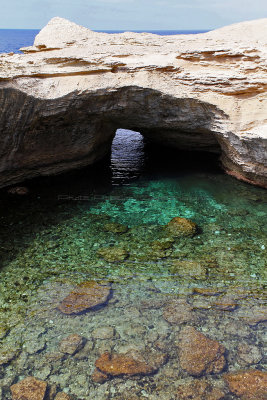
[0,17,266,188]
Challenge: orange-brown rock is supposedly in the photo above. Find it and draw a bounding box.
[165,217,197,237]
[58,281,110,314]
[163,299,195,324]
[177,326,226,376]
[95,350,167,377]
[223,370,267,400]
[59,334,84,355]
[10,377,47,400]
[175,380,225,400]
[92,368,109,383]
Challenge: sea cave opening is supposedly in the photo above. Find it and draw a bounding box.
[109,128,223,186]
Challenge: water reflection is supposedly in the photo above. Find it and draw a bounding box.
[111,129,145,185]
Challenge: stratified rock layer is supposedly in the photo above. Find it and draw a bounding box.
[0,17,266,188]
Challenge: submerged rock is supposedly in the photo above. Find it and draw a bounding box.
[237,342,263,366]
[170,260,206,279]
[223,370,267,400]
[165,217,197,238]
[177,326,226,376]
[0,348,18,366]
[54,393,72,400]
[59,334,85,355]
[163,298,195,324]
[10,376,47,400]
[175,380,225,400]
[97,247,129,262]
[95,349,167,378]
[58,281,111,314]
[103,222,128,234]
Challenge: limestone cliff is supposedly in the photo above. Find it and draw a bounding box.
[0,17,266,188]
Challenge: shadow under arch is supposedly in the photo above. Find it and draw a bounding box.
[0,85,227,188]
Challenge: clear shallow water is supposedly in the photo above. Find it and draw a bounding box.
[0,130,266,399]
[0,29,207,53]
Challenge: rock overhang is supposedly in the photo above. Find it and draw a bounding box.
[0,17,266,188]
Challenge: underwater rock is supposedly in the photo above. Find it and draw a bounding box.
[151,238,174,251]
[0,348,18,366]
[103,222,128,234]
[170,260,206,279]
[165,217,197,238]
[58,281,111,314]
[177,326,226,376]
[10,376,47,400]
[91,326,115,340]
[163,299,195,324]
[59,334,85,355]
[235,305,267,325]
[223,370,267,400]
[91,368,109,383]
[97,247,129,262]
[237,342,262,366]
[175,379,225,400]
[54,393,72,400]
[95,349,167,378]
[212,295,238,311]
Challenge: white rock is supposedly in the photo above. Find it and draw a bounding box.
[0,17,266,188]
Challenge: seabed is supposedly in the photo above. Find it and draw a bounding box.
[0,131,266,399]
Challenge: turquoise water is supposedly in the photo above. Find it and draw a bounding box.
[0,131,266,398]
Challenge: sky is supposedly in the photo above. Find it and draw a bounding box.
[1,0,267,30]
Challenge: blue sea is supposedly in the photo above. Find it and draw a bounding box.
[0,29,207,53]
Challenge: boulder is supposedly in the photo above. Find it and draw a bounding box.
[10,377,47,400]
[58,280,111,314]
[177,326,226,376]
[165,217,197,238]
[95,349,167,377]
[223,370,267,400]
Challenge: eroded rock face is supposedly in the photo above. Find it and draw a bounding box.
[0,17,266,188]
